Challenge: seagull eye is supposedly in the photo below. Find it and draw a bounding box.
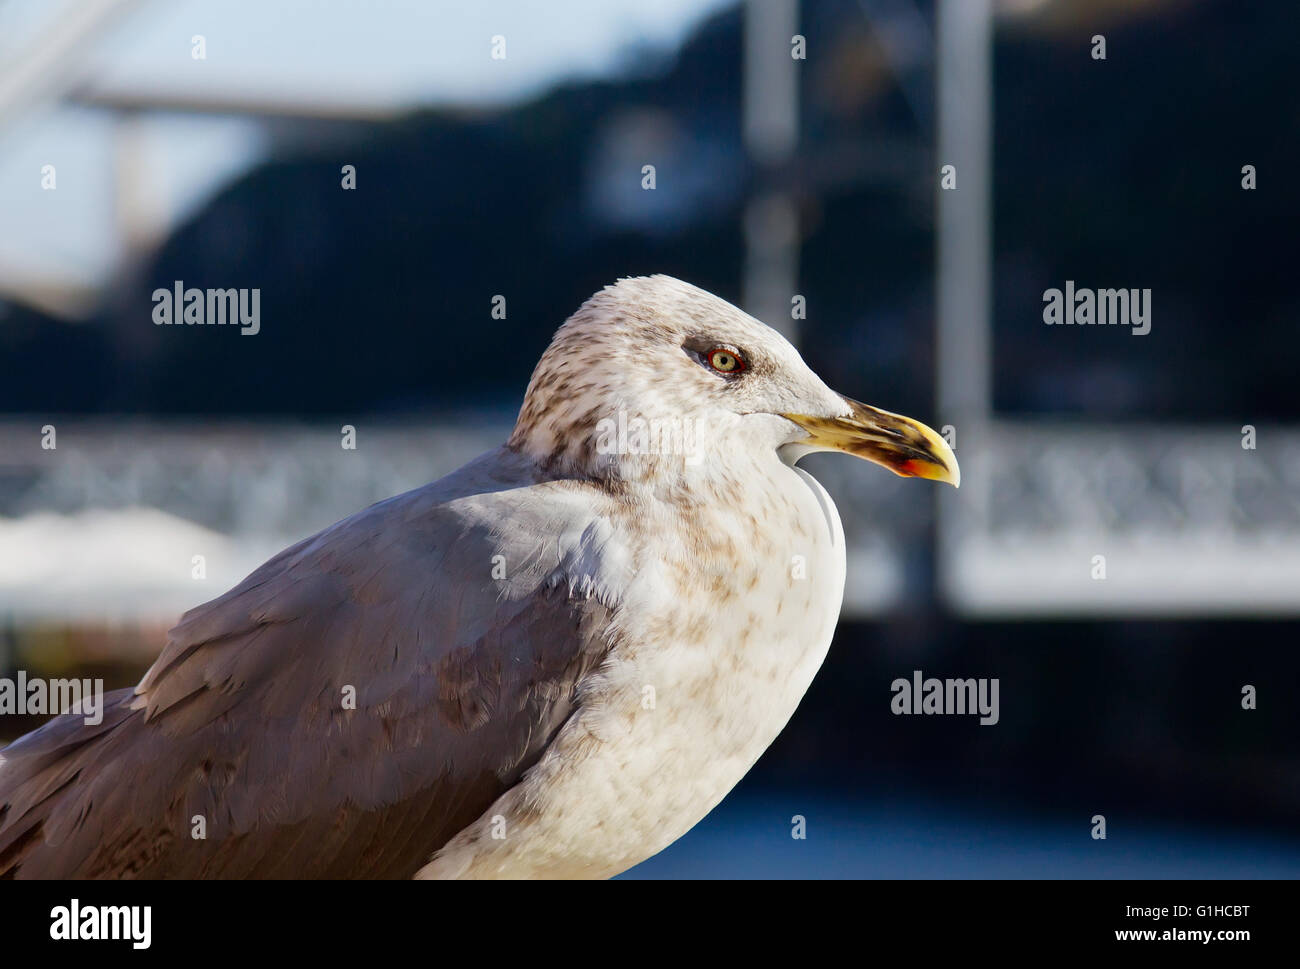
[707,348,746,374]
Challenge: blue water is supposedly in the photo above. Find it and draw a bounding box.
[620,794,1300,879]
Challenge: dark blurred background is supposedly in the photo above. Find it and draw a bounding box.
[1,0,1297,876]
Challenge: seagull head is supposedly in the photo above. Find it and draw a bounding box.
[509,275,958,487]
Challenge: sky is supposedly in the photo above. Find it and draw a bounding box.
[0,0,733,313]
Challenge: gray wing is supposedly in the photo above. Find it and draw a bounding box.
[0,449,620,878]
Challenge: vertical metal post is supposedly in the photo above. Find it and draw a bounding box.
[742,0,800,342]
[935,0,993,608]
[935,0,993,427]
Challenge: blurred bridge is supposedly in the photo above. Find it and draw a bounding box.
[2,419,1298,623]
[1,0,1295,625]
[940,422,1300,616]
[0,420,921,622]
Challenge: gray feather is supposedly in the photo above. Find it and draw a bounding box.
[0,448,620,879]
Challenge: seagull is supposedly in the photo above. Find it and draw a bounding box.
[0,275,957,879]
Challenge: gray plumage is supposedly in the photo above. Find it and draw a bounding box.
[0,448,614,878]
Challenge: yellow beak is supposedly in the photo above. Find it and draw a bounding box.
[782,397,960,487]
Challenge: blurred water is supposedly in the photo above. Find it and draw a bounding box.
[621,793,1300,879]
